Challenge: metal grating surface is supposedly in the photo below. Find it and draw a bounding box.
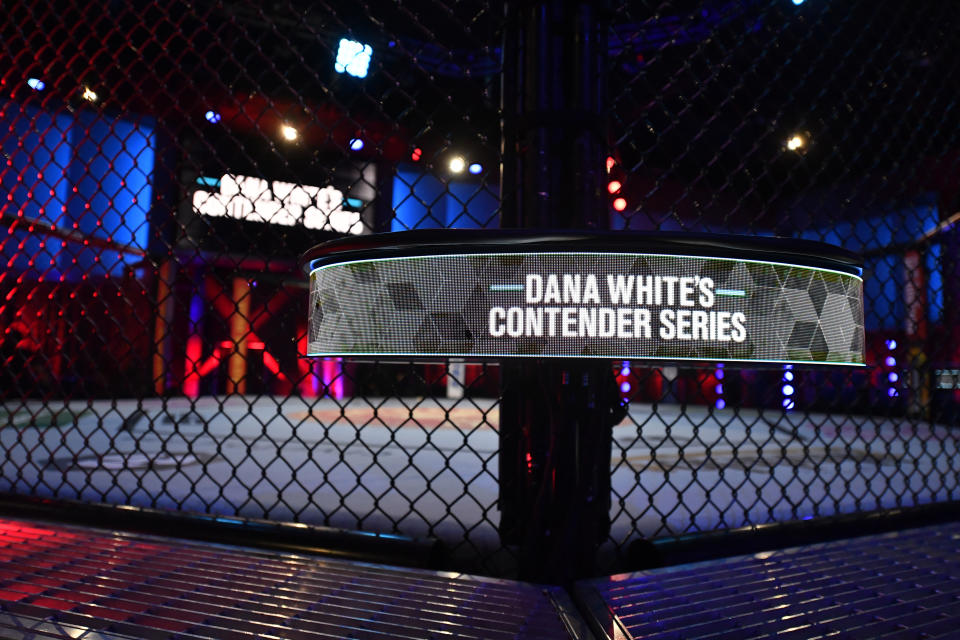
[0,517,579,640]
[577,522,960,640]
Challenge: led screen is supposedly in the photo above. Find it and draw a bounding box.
[308,252,865,364]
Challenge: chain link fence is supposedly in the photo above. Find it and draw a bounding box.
[1,0,958,577]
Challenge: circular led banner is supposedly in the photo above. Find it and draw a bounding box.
[301,230,865,366]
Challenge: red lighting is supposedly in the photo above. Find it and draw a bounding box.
[612,197,627,211]
[606,156,616,172]
[607,180,622,194]
[411,147,422,161]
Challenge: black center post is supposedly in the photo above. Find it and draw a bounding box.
[498,0,621,582]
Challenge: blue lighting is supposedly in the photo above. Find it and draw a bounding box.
[886,339,897,350]
[782,384,795,396]
[349,138,364,151]
[715,399,726,410]
[205,110,221,123]
[468,163,483,175]
[888,372,899,383]
[335,38,373,78]
[791,0,805,5]
[620,381,631,393]
[715,384,724,395]
[782,398,795,410]
[715,369,724,380]
[196,176,221,188]
[27,78,45,91]
[621,361,630,377]
[783,371,794,382]
[885,356,896,367]
[887,388,899,398]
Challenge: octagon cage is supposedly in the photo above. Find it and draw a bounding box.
[1,0,958,579]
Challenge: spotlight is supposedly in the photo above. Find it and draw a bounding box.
[27,78,45,91]
[782,384,795,396]
[885,339,897,350]
[786,133,806,151]
[81,87,98,102]
[349,138,364,151]
[607,180,622,194]
[448,156,465,173]
[205,110,221,124]
[468,163,483,175]
[335,38,373,78]
[280,124,298,141]
[612,197,627,211]
[620,381,631,393]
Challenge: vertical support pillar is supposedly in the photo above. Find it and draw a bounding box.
[227,276,250,395]
[903,250,930,418]
[499,0,618,583]
[152,259,176,395]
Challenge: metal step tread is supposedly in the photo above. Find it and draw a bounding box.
[0,516,582,640]
[576,521,960,640]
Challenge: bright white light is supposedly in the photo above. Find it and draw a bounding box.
[193,174,363,234]
[782,399,795,410]
[620,381,631,393]
[783,371,794,381]
[27,78,45,91]
[888,372,899,383]
[349,138,364,151]
[468,163,483,175]
[82,87,98,102]
[205,110,221,124]
[885,356,896,367]
[782,384,795,396]
[792,0,805,5]
[786,134,805,151]
[448,156,466,173]
[281,124,298,141]
[335,39,373,78]
[886,339,897,350]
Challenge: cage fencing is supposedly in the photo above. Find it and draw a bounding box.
[0,0,959,577]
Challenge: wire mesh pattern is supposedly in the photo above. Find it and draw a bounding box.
[0,517,577,639]
[578,521,960,639]
[0,0,959,578]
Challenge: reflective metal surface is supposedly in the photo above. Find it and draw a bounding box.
[0,517,580,639]
[578,522,960,639]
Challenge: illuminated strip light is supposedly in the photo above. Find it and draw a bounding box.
[715,289,746,297]
[782,364,795,410]
[715,363,725,409]
[306,251,865,364]
[490,284,524,292]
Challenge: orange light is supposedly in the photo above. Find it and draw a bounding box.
[613,197,627,211]
[607,180,622,194]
